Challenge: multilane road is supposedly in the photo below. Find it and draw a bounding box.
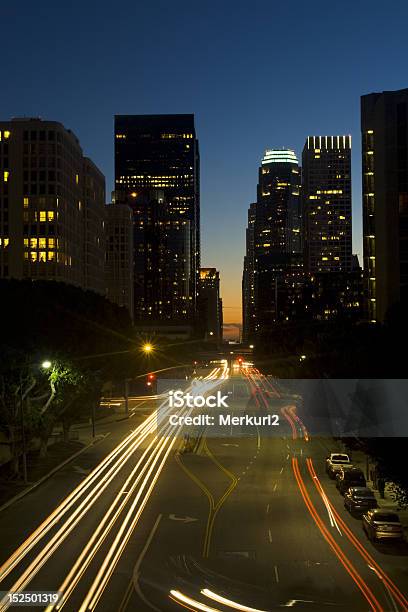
[0,363,406,611]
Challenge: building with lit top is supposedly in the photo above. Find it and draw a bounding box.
[242,148,303,337]
[0,118,105,292]
[302,135,352,274]
[114,114,200,327]
[361,88,408,322]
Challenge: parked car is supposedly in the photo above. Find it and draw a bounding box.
[362,509,404,542]
[344,487,378,515]
[336,467,366,495]
[326,453,352,479]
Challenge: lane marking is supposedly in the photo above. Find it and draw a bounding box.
[274,565,279,583]
[268,529,273,544]
[131,514,163,612]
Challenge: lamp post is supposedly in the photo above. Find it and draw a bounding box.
[19,374,28,484]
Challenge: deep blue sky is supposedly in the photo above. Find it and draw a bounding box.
[3,1,408,326]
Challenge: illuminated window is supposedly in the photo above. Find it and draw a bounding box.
[30,238,38,248]
[3,171,9,182]
[39,252,46,262]
[47,251,55,261]
[4,131,10,139]
[39,211,47,222]
[30,252,38,262]
[39,238,47,249]
[75,174,79,185]
[48,211,54,221]
[48,238,55,248]
[24,239,29,247]
[23,197,29,208]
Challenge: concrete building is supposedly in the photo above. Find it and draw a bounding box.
[105,203,133,316]
[198,268,223,342]
[0,118,105,292]
[361,89,408,322]
[302,135,352,274]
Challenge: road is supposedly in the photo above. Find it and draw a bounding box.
[0,363,407,611]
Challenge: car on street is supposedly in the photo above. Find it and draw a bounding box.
[326,453,352,479]
[336,467,366,495]
[344,487,378,515]
[362,509,404,542]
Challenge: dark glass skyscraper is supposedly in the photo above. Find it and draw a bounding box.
[114,114,200,325]
[361,89,408,322]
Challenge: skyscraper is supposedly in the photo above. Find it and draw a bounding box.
[105,203,134,316]
[242,203,256,343]
[0,118,105,292]
[361,88,408,322]
[114,114,200,327]
[242,149,302,337]
[198,268,223,342]
[302,135,352,274]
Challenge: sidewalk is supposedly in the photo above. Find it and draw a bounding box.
[0,405,127,509]
[348,449,408,535]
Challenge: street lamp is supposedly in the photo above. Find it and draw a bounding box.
[41,360,52,370]
[142,343,154,354]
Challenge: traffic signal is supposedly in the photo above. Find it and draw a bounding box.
[146,373,155,386]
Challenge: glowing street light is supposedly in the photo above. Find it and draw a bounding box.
[142,343,154,354]
[41,360,52,369]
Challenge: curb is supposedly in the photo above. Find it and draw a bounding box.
[0,433,110,514]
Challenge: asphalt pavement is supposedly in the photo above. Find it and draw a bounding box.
[0,366,407,612]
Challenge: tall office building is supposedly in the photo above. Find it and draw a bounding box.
[105,203,134,316]
[198,268,223,342]
[242,203,256,343]
[114,114,200,327]
[361,89,408,322]
[242,149,302,335]
[0,118,105,291]
[302,136,352,274]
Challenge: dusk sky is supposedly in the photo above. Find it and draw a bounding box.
[3,1,408,331]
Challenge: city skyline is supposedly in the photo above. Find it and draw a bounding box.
[2,1,408,329]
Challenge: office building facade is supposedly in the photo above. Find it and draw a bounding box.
[242,149,302,336]
[105,203,134,316]
[198,268,223,342]
[114,114,200,326]
[242,203,256,343]
[361,89,408,322]
[302,135,352,274]
[0,118,105,292]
